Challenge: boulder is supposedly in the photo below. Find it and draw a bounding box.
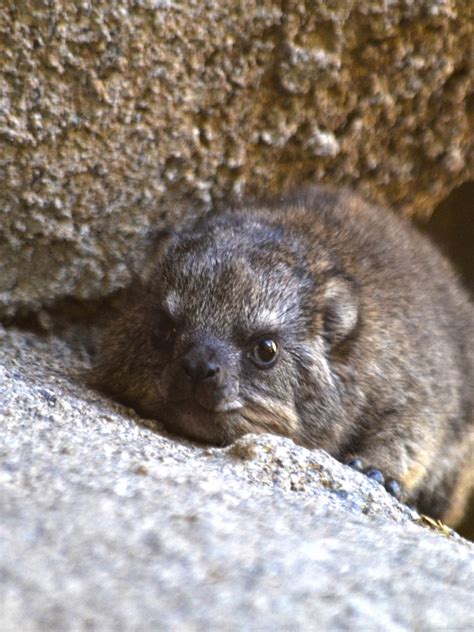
[1,326,473,630]
[1,1,472,317]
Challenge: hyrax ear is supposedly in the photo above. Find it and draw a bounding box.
[322,277,359,346]
[147,228,176,261]
[132,228,176,284]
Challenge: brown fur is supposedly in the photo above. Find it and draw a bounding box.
[91,187,474,525]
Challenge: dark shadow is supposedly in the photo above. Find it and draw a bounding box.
[417,181,474,541]
[456,492,474,542]
[416,181,474,296]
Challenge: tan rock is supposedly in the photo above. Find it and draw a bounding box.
[0,1,472,317]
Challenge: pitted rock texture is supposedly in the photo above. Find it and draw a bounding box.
[0,1,472,317]
[1,326,474,631]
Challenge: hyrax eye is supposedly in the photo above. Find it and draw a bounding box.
[249,338,279,368]
[152,309,176,346]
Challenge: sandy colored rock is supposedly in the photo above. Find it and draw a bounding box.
[0,1,472,317]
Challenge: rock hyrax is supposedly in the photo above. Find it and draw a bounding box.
[92,187,474,525]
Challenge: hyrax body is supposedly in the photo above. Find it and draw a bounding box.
[93,187,473,525]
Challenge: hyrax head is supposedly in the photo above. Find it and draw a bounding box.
[112,208,359,446]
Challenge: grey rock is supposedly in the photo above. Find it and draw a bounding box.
[0,1,472,317]
[1,326,473,631]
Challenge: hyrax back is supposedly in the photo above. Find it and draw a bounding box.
[93,187,474,525]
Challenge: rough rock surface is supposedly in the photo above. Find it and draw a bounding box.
[1,326,473,631]
[1,1,472,317]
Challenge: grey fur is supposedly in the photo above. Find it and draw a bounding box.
[92,187,474,525]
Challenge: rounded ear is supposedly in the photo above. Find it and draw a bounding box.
[322,277,359,346]
[132,228,176,284]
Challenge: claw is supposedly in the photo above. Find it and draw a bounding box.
[385,478,402,499]
[364,467,385,485]
[345,457,403,500]
[345,457,364,472]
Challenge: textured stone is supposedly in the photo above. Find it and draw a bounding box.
[1,326,473,631]
[0,1,472,317]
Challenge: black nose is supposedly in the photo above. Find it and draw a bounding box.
[181,345,221,383]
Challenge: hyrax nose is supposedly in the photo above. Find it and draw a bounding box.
[181,345,221,383]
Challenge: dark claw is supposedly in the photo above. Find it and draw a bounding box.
[345,458,364,472]
[385,478,402,499]
[345,457,404,500]
[364,467,385,485]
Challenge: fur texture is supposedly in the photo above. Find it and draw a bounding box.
[92,187,474,525]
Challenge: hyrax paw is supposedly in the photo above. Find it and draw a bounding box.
[345,458,402,500]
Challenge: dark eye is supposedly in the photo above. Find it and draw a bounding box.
[152,309,176,347]
[249,338,279,368]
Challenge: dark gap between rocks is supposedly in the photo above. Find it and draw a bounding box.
[416,181,474,542]
[416,181,474,297]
